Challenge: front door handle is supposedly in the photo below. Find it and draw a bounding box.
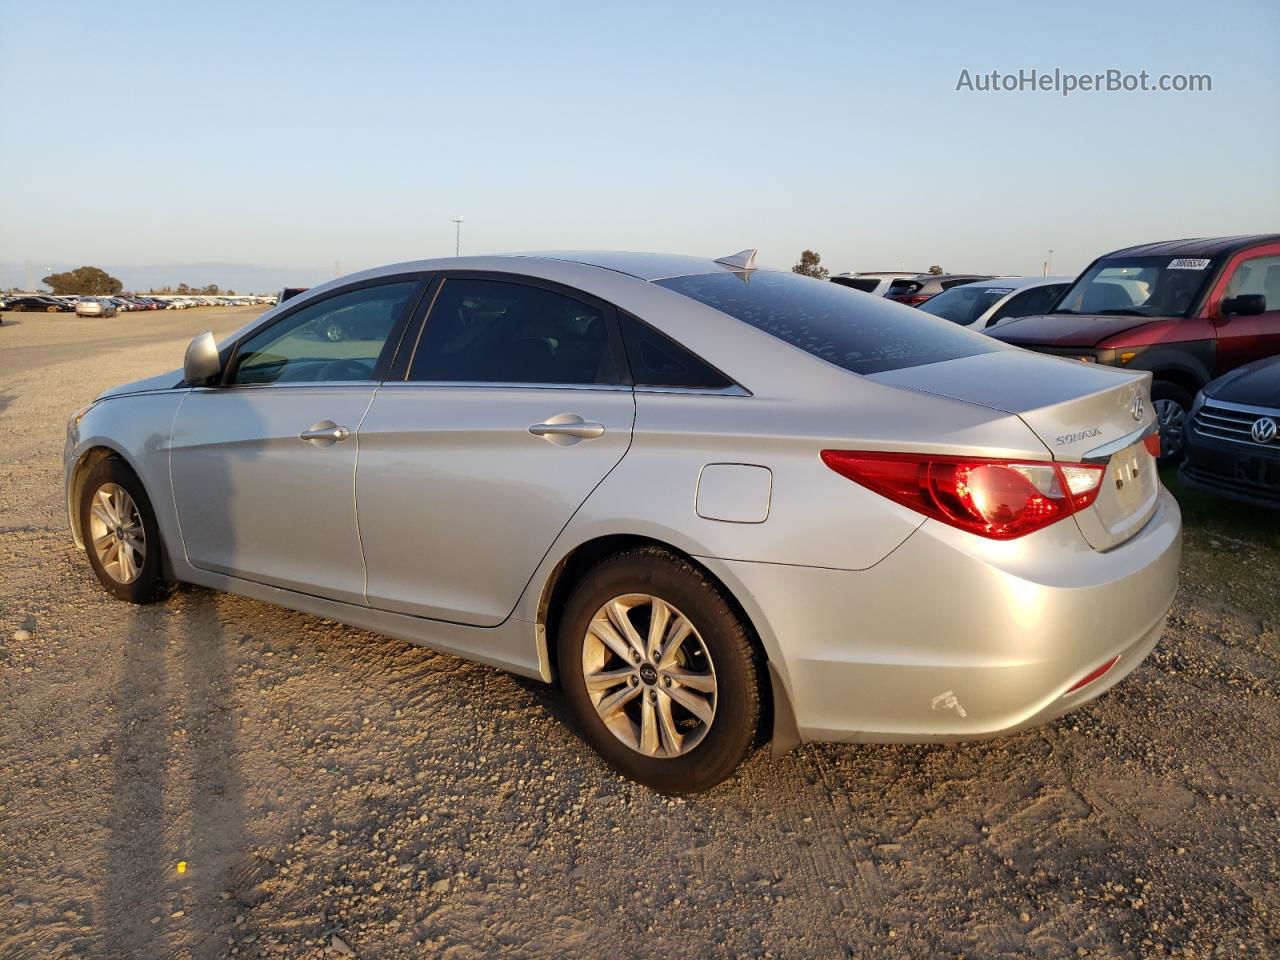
[528,413,605,445]
[299,420,351,446]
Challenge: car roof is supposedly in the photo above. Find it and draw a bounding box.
[506,251,749,281]
[1104,235,1280,259]
[952,275,1072,290]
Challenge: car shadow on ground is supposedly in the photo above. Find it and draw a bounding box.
[96,589,248,960]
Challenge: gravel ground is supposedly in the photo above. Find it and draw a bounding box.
[1,307,1277,960]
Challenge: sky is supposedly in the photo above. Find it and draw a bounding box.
[2,0,1278,292]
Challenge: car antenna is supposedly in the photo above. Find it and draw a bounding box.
[714,249,758,271]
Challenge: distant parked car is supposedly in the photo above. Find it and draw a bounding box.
[886,274,995,307]
[75,298,118,318]
[990,234,1280,460]
[1179,355,1280,509]
[830,271,928,297]
[6,295,71,312]
[919,277,1072,331]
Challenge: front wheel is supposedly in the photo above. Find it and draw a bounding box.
[79,458,169,603]
[1152,382,1194,463]
[558,547,762,793]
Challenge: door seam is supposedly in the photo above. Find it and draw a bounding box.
[352,385,382,605]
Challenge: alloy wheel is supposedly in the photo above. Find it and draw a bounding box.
[88,483,146,584]
[1153,398,1187,457]
[581,594,717,758]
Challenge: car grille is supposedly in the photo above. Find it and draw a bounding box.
[1192,399,1280,449]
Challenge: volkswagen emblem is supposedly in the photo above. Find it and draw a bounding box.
[1131,395,1145,422]
[1252,416,1278,444]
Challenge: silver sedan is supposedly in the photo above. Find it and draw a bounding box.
[64,251,1181,792]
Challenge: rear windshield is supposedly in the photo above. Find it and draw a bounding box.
[830,276,880,293]
[656,270,999,375]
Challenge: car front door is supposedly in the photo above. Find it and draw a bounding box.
[169,277,426,603]
[356,274,635,626]
[1207,244,1280,373]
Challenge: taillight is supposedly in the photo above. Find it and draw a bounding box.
[891,294,930,306]
[820,451,1106,540]
[1143,430,1161,457]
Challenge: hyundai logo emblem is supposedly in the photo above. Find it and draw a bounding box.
[1131,395,1145,422]
[1252,416,1278,444]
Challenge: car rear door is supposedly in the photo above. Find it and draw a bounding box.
[356,273,635,626]
[169,277,426,604]
[1206,243,1280,373]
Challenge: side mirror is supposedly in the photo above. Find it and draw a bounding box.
[1221,294,1267,317]
[183,331,222,384]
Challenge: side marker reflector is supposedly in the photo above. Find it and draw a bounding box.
[1064,655,1120,694]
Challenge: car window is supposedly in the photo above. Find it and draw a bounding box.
[991,285,1064,322]
[919,285,1012,325]
[887,278,922,297]
[620,313,733,389]
[409,278,621,385]
[1054,257,1214,317]
[656,270,999,376]
[229,281,418,386]
[830,277,880,293]
[1225,254,1280,310]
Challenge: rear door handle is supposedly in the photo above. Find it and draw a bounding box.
[528,413,605,445]
[299,420,351,445]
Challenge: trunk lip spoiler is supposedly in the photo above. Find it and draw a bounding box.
[1080,420,1159,464]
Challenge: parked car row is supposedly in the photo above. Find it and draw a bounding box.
[1,293,277,313]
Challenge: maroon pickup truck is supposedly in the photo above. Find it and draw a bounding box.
[990,235,1280,458]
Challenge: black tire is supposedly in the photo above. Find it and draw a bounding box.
[1151,381,1194,463]
[79,458,170,604]
[557,547,762,793]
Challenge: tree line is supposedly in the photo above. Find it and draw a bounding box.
[37,266,236,296]
[791,251,945,278]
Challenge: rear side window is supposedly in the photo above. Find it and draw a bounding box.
[656,271,998,375]
[620,313,733,389]
[409,278,621,385]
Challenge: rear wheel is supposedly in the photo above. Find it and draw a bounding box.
[1152,381,1194,462]
[79,458,169,603]
[558,547,762,793]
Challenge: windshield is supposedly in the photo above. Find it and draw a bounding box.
[1053,255,1216,318]
[919,284,1016,325]
[655,270,998,375]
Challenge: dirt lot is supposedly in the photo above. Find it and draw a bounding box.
[1,307,1278,959]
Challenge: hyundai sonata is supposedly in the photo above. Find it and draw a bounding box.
[65,250,1181,792]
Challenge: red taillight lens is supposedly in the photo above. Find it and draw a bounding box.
[890,294,930,306]
[820,451,1105,540]
[1143,430,1161,457]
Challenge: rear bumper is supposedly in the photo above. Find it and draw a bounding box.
[710,487,1182,744]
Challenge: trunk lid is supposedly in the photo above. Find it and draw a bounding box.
[869,349,1160,550]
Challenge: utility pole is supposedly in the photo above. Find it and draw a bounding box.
[1045,249,1054,276]
[453,216,464,256]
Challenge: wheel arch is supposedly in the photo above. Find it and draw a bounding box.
[534,533,801,754]
[68,445,129,549]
